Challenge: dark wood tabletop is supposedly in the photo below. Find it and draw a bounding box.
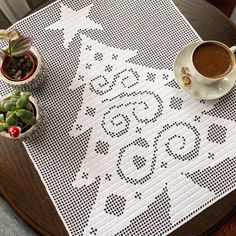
[0,0,236,235]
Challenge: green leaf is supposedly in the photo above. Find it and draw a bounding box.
[6,113,17,126]
[6,111,15,118]
[16,109,33,119]
[0,123,5,132]
[16,96,28,109]
[0,114,4,122]
[0,101,7,112]
[4,101,16,111]
[9,36,33,57]
[20,91,31,98]
[10,97,18,102]
[11,91,21,98]
[3,122,9,130]
[23,116,37,125]
[16,109,36,125]
[26,102,32,111]
[0,123,9,132]
[0,122,8,132]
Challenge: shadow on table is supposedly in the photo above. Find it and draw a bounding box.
[0,197,38,236]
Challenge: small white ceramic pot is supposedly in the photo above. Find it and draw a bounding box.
[0,94,46,141]
[0,47,47,91]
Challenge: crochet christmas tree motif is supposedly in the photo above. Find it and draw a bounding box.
[68,31,234,235]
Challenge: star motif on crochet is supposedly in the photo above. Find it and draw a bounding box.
[46,3,102,48]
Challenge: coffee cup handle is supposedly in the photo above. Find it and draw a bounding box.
[230,46,236,53]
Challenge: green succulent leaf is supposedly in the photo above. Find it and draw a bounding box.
[23,116,37,125]
[6,113,17,126]
[26,102,32,111]
[10,97,18,102]
[11,91,21,98]
[16,109,36,125]
[0,100,7,112]
[3,123,9,129]
[9,36,33,57]
[16,96,28,109]
[0,122,9,132]
[20,91,31,98]
[0,122,8,132]
[4,101,16,111]
[0,114,4,122]
[0,90,36,129]
[6,111,15,118]
[0,123,5,132]
[16,109,33,119]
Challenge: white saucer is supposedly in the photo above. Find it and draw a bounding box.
[173,42,236,100]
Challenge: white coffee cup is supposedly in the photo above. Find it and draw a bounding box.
[190,41,236,84]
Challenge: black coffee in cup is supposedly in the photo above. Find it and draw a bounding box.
[193,42,234,79]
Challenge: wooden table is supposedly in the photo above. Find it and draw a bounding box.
[0,0,236,235]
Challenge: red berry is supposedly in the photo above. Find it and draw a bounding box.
[8,126,21,138]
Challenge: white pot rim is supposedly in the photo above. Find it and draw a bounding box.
[0,47,42,85]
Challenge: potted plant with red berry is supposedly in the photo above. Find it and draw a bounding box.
[0,91,45,140]
[0,29,47,91]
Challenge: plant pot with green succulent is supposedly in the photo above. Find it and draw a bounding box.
[0,91,45,140]
[0,29,47,91]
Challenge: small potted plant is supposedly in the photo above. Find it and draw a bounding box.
[0,91,45,140]
[0,29,47,91]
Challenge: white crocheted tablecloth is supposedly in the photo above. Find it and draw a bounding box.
[0,1,235,235]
